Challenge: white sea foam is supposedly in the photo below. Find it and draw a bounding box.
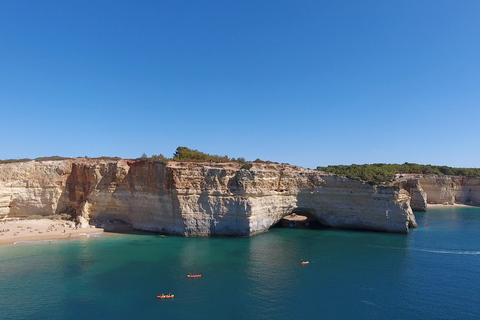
[86,232,103,238]
[369,245,480,255]
[14,239,58,245]
[410,248,480,255]
[361,300,378,307]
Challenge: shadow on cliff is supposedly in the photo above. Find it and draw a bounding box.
[54,162,90,221]
[55,162,133,226]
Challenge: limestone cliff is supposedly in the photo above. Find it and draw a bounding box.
[394,177,428,211]
[0,159,417,235]
[395,174,480,208]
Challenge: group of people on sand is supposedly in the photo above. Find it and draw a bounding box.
[0,219,104,246]
[0,222,74,238]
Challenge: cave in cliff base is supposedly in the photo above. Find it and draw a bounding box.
[273,212,325,230]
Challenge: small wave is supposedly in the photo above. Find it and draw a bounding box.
[361,300,378,307]
[86,232,103,238]
[369,245,480,255]
[410,248,480,255]
[14,239,58,245]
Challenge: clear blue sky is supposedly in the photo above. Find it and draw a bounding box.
[1,0,479,169]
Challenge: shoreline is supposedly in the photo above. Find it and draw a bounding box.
[0,218,106,246]
[427,203,475,208]
[1,204,477,246]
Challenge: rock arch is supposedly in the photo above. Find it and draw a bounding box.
[273,207,328,229]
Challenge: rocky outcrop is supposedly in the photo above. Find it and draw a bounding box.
[395,174,480,208]
[0,159,417,235]
[394,177,427,211]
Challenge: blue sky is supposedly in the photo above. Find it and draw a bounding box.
[1,0,479,169]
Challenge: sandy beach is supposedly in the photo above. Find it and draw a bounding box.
[427,203,474,208]
[283,213,309,221]
[0,218,104,246]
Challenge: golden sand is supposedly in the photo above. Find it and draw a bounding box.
[0,218,104,246]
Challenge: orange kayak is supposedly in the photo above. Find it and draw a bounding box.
[157,294,174,299]
[301,261,309,265]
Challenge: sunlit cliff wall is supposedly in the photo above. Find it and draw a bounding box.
[395,174,480,209]
[0,159,417,235]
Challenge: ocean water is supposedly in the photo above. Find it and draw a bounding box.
[1,207,479,320]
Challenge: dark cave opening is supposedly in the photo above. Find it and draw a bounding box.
[271,208,327,230]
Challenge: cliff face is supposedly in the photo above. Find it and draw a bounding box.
[0,159,417,235]
[395,174,480,208]
[0,160,72,218]
[394,177,428,211]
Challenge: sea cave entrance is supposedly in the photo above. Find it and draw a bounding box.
[272,208,325,230]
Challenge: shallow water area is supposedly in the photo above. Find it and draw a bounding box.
[1,207,479,319]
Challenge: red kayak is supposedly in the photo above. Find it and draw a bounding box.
[187,274,202,278]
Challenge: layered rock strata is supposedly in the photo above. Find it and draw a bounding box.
[0,159,417,235]
[394,177,428,211]
[395,174,480,208]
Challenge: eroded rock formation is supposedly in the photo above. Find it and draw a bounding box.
[0,159,417,235]
[395,174,480,209]
[394,177,428,211]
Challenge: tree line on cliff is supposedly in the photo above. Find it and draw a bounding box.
[0,147,268,169]
[317,163,480,184]
[141,147,274,169]
[2,150,478,184]
[142,146,245,164]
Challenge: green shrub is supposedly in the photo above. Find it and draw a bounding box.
[241,163,253,170]
[172,147,229,163]
[149,154,169,165]
[0,158,32,164]
[317,162,480,184]
[35,156,70,162]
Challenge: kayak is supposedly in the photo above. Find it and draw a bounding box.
[301,261,309,265]
[157,294,174,299]
[187,274,202,278]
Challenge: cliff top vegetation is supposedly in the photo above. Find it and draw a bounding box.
[138,147,239,164]
[0,156,124,164]
[0,147,274,168]
[0,156,71,164]
[317,163,480,184]
[139,147,279,168]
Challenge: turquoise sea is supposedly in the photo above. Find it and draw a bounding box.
[1,207,480,320]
